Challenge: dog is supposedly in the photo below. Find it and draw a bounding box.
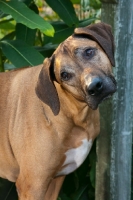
[0,22,116,200]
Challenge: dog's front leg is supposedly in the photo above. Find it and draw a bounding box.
[15,148,62,200]
[16,172,51,200]
[16,170,53,200]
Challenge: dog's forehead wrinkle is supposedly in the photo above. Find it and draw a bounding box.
[61,66,75,74]
[57,55,83,73]
[61,44,70,54]
[64,37,97,50]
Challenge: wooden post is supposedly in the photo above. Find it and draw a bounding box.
[95,0,133,200]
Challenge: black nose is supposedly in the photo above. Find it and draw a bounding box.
[88,77,103,96]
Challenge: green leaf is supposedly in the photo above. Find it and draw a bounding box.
[72,185,88,200]
[16,23,36,46]
[50,18,95,43]
[0,31,15,41]
[1,40,44,68]
[44,18,95,45]
[0,0,54,36]
[89,164,96,188]
[90,0,101,9]
[45,0,79,27]
[4,63,17,70]
[71,0,80,4]
[44,22,73,44]
[20,0,33,6]
[78,18,96,27]
[89,142,96,188]
[0,178,18,200]
[49,22,74,44]
[0,49,4,72]
[59,193,71,200]
[15,2,38,45]
[0,20,15,30]
[36,43,57,58]
[0,10,7,18]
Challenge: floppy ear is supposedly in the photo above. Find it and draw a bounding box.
[35,57,60,116]
[74,22,115,66]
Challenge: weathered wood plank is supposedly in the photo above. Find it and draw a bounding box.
[96,1,133,200]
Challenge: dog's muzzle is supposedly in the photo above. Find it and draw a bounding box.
[85,75,117,109]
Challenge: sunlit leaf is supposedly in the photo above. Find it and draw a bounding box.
[0,31,15,41]
[0,0,54,36]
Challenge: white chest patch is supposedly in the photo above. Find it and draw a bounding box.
[57,139,93,176]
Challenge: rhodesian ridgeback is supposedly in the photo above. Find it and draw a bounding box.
[0,23,116,200]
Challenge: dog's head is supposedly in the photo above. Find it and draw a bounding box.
[36,23,117,115]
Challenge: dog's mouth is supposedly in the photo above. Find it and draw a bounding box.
[85,76,117,109]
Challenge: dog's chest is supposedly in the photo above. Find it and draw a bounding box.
[57,139,93,176]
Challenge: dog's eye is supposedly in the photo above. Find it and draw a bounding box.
[61,72,71,81]
[84,48,95,58]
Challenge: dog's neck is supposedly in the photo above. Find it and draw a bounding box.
[40,81,99,141]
